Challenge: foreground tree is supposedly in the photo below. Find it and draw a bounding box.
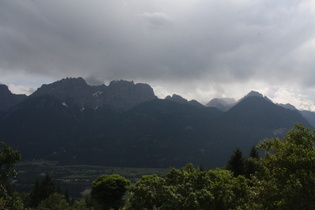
[129,164,249,209]
[0,142,21,193]
[129,174,166,209]
[91,174,130,210]
[250,124,315,209]
[35,193,71,210]
[34,193,89,210]
[0,141,23,209]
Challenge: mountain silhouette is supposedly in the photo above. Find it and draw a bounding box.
[0,78,313,168]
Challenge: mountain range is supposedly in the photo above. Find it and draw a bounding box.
[0,78,313,168]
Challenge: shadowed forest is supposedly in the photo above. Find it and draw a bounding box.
[1,124,315,209]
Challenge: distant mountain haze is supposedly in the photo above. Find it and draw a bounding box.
[205,91,271,111]
[0,78,313,168]
[300,110,315,128]
[206,98,236,111]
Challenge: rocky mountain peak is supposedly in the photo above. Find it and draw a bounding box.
[108,80,153,97]
[241,90,272,103]
[105,80,157,111]
[31,77,95,108]
[30,77,156,111]
[245,90,264,98]
[33,77,89,95]
[109,80,134,86]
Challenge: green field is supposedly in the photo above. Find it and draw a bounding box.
[13,161,168,199]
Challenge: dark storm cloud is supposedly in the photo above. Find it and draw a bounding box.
[1,0,315,100]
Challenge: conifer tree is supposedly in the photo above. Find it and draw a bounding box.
[28,179,41,208]
[27,173,56,208]
[226,147,245,177]
[244,146,260,178]
[249,145,259,159]
[64,189,70,204]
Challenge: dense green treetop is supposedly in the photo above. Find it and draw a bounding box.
[251,124,315,209]
[91,174,130,210]
[129,164,250,210]
[129,124,315,210]
[0,142,22,210]
[0,142,21,190]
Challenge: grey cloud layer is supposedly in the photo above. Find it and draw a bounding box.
[1,0,315,89]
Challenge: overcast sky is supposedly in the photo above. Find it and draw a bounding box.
[1,0,315,110]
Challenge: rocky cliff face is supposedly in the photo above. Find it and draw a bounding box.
[0,84,27,112]
[104,80,157,111]
[31,77,157,111]
[31,77,102,109]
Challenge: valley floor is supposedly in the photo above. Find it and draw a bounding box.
[13,160,167,199]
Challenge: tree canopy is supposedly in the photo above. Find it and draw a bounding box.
[129,164,250,209]
[130,124,315,209]
[91,174,130,210]
[250,124,315,209]
[0,142,21,192]
[0,141,22,209]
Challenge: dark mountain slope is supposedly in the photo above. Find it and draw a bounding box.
[217,96,313,153]
[300,110,315,128]
[0,95,80,159]
[61,99,224,167]
[0,84,27,113]
[0,82,313,169]
[105,100,223,167]
[0,93,123,164]
[225,96,310,129]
